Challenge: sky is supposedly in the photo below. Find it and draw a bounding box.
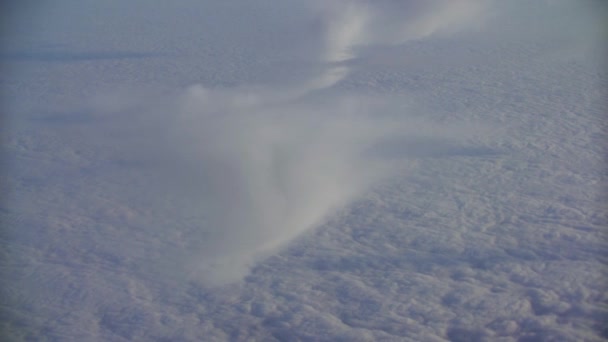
[1,0,607,341]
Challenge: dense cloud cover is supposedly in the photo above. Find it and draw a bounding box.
[2,0,606,340]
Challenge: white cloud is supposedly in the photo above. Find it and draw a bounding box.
[156,87,396,285]
[97,0,493,286]
[292,0,491,93]
[87,85,488,286]
[314,0,488,59]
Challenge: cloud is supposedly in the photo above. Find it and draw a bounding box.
[320,0,488,47]
[114,89,489,287]
[79,0,492,286]
[288,0,490,96]
[159,86,399,285]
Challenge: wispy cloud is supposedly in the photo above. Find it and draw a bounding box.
[82,0,492,286]
[305,0,489,87]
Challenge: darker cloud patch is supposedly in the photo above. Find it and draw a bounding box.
[0,50,161,63]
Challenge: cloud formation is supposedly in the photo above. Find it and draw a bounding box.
[302,0,489,92]
[85,0,491,286]
[165,87,398,284]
